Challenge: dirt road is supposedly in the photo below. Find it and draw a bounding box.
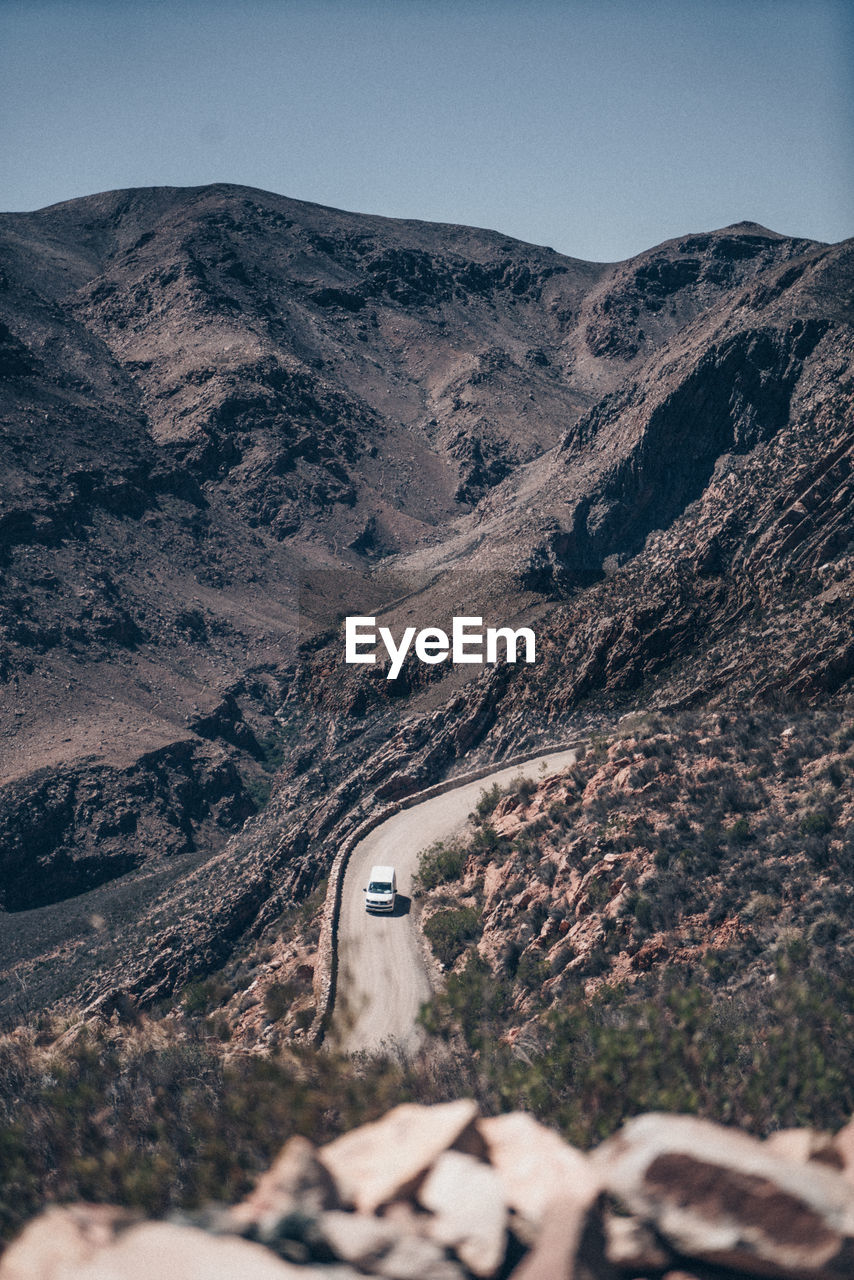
[332,748,578,1055]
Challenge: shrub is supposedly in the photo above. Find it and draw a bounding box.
[516,950,548,990]
[264,981,296,1023]
[423,964,854,1148]
[538,860,557,888]
[727,817,751,845]
[632,894,653,931]
[474,784,501,819]
[181,977,233,1016]
[471,824,502,854]
[511,835,536,861]
[586,876,611,908]
[799,810,833,837]
[418,952,511,1051]
[415,840,467,891]
[244,773,272,811]
[823,761,845,787]
[0,1031,438,1247]
[423,907,481,967]
[511,775,537,802]
[257,727,286,773]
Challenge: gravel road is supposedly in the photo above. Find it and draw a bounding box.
[332,747,579,1055]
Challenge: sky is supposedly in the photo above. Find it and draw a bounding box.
[1,0,852,262]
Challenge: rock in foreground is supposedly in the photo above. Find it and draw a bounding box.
[5,1103,854,1279]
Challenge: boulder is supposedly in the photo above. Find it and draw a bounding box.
[832,1118,854,1186]
[0,1218,336,1280]
[319,1100,479,1213]
[0,1205,135,1280]
[315,1211,400,1266]
[417,1150,507,1276]
[594,1112,854,1278]
[317,1211,463,1278]
[507,1193,615,1280]
[603,1212,671,1271]
[226,1134,340,1239]
[477,1112,600,1238]
[323,1209,467,1278]
[371,1235,465,1280]
[764,1128,844,1171]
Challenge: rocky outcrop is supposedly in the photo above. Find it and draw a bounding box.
[0,739,255,911]
[6,1103,854,1279]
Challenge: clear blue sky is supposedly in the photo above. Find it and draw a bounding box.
[1,0,851,261]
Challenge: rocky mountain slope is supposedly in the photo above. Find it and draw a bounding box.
[414,700,853,1068]
[0,184,851,1020]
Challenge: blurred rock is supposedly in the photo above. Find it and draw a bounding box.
[226,1134,340,1239]
[0,1218,340,1280]
[832,1118,854,1187]
[603,1211,671,1271]
[507,1192,615,1280]
[319,1100,479,1213]
[317,1211,462,1278]
[764,1128,844,1171]
[417,1150,506,1276]
[0,1205,136,1280]
[477,1112,599,1238]
[12,1107,854,1280]
[594,1112,854,1278]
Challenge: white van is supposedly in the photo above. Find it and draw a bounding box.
[364,864,396,913]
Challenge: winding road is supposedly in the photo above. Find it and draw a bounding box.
[332,747,579,1055]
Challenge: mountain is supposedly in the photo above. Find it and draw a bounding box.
[0,184,851,1020]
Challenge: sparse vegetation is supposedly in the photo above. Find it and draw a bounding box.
[243,771,272,811]
[263,981,296,1023]
[511,775,537,802]
[413,695,854,1137]
[3,697,852,1250]
[0,1023,467,1247]
[419,951,854,1146]
[474,783,501,819]
[799,809,833,836]
[423,906,482,967]
[181,976,234,1016]
[414,839,467,891]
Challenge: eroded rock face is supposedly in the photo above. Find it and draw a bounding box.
[0,740,255,911]
[2,186,852,1033]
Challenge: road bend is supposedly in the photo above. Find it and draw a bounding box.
[331,747,578,1055]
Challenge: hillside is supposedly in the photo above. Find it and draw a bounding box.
[0,184,851,1022]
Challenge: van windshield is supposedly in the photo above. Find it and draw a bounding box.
[368,881,392,893]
